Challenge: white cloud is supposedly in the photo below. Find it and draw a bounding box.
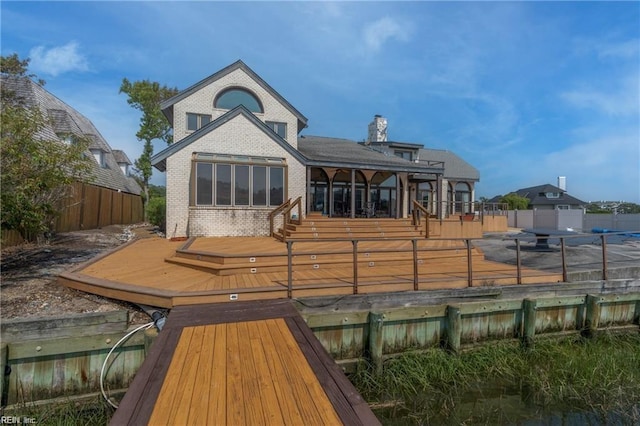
[362,16,412,52]
[561,72,640,117]
[29,41,89,77]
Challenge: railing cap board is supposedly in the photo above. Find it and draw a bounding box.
[1,310,128,342]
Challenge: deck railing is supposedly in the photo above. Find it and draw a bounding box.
[283,231,639,299]
[268,196,302,240]
[411,200,431,238]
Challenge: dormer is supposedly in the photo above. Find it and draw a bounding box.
[112,149,133,176]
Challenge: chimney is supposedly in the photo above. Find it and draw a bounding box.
[558,176,566,191]
[366,114,387,144]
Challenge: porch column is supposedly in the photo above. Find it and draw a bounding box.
[306,167,312,214]
[395,173,401,219]
[328,179,334,218]
[437,175,444,219]
[351,169,356,218]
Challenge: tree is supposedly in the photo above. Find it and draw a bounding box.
[500,193,530,210]
[119,79,178,219]
[1,54,93,241]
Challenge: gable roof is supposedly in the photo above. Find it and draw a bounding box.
[418,148,479,181]
[1,76,141,195]
[298,136,443,174]
[494,184,586,206]
[151,105,307,172]
[161,60,308,134]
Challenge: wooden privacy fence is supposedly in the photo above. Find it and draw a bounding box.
[55,182,143,232]
[0,311,149,406]
[301,291,640,373]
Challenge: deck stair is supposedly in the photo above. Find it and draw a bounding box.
[277,217,423,241]
[165,233,485,277]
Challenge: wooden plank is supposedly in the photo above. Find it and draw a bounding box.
[1,311,128,342]
[208,323,227,425]
[225,322,245,425]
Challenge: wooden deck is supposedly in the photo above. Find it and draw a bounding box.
[110,300,380,426]
[58,234,563,308]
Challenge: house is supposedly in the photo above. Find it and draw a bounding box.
[494,182,586,210]
[1,75,143,231]
[151,60,480,238]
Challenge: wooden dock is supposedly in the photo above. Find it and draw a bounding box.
[110,300,380,426]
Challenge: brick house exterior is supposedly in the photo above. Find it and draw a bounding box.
[152,61,480,239]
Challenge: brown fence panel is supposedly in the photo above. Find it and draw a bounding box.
[97,188,113,228]
[55,182,83,232]
[111,190,123,224]
[80,185,101,230]
[121,194,132,224]
[1,229,25,247]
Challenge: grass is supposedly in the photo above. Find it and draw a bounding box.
[351,331,640,425]
[2,397,113,426]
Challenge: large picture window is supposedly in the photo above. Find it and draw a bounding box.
[193,154,286,207]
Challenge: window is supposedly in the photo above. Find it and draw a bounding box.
[253,166,267,206]
[214,88,263,113]
[216,164,232,206]
[394,150,412,161]
[266,121,287,139]
[196,163,213,205]
[90,149,105,167]
[186,113,211,131]
[557,205,570,210]
[193,155,285,207]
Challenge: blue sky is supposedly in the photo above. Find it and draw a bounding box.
[2,1,639,203]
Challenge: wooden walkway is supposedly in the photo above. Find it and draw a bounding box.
[110,300,380,426]
[58,235,563,308]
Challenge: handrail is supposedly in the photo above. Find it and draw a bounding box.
[412,200,430,238]
[269,196,302,240]
[268,199,291,237]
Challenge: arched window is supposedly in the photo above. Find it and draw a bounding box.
[214,88,263,113]
[455,182,471,213]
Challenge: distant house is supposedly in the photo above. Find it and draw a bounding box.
[1,75,143,231]
[493,183,586,210]
[151,60,480,239]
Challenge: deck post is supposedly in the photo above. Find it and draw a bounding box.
[368,312,384,375]
[445,305,462,354]
[600,235,608,281]
[521,299,537,349]
[412,239,419,291]
[515,239,522,285]
[466,239,473,287]
[560,238,568,282]
[352,240,359,294]
[582,294,601,338]
[287,241,293,298]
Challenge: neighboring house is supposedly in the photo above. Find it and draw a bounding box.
[1,75,143,231]
[493,183,586,210]
[151,60,480,238]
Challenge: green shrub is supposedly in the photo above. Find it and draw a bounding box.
[146,196,165,231]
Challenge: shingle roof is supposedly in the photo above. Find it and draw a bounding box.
[513,184,586,206]
[1,76,141,195]
[112,150,132,165]
[298,135,443,173]
[418,148,479,181]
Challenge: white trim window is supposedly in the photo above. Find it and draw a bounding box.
[186,113,211,131]
[266,121,287,139]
